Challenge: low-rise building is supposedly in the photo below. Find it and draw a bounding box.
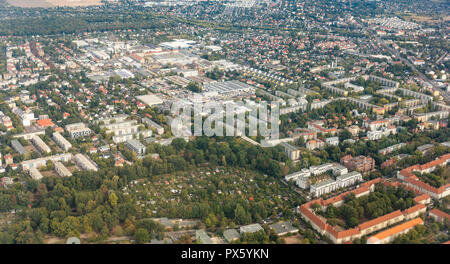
[4,154,13,166]
[240,224,263,234]
[269,221,299,236]
[378,143,406,155]
[397,154,450,199]
[223,229,240,243]
[21,153,73,170]
[298,178,428,244]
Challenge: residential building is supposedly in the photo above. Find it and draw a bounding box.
[298,178,428,243]
[11,139,27,155]
[28,167,43,180]
[341,155,375,173]
[378,143,406,155]
[31,135,51,154]
[142,117,164,135]
[306,139,325,150]
[195,230,213,244]
[397,154,450,199]
[73,154,98,171]
[326,137,339,146]
[414,111,449,123]
[65,123,91,138]
[367,218,424,244]
[21,153,73,171]
[429,209,450,223]
[126,139,146,156]
[12,107,35,126]
[367,126,397,141]
[54,161,72,177]
[53,132,72,151]
[280,142,300,161]
[417,144,434,154]
[4,154,13,166]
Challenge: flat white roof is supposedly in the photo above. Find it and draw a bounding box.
[136,94,164,106]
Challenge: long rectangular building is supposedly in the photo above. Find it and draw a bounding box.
[142,117,164,135]
[53,132,72,151]
[28,167,43,180]
[11,139,27,155]
[367,218,424,244]
[73,154,98,171]
[21,153,73,170]
[54,161,72,177]
[126,139,146,156]
[31,135,51,154]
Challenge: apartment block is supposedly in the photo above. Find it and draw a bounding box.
[280,142,300,161]
[142,117,164,135]
[126,139,146,156]
[73,154,98,171]
[340,155,375,173]
[54,161,72,177]
[65,123,91,138]
[53,132,72,151]
[31,135,51,154]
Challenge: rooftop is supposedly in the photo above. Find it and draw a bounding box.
[368,218,424,243]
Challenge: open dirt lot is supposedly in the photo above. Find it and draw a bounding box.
[6,0,103,8]
[284,234,304,244]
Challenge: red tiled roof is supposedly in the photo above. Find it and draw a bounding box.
[399,154,450,195]
[37,118,54,127]
[429,209,450,221]
[402,204,426,216]
[299,178,431,242]
[413,194,431,204]
[358,210,403,231]
[370,218,423,241]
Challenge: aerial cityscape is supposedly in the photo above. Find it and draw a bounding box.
[0,0,448,247]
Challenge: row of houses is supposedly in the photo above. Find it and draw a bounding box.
[298,178,429,244]
[397,153,450,199]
